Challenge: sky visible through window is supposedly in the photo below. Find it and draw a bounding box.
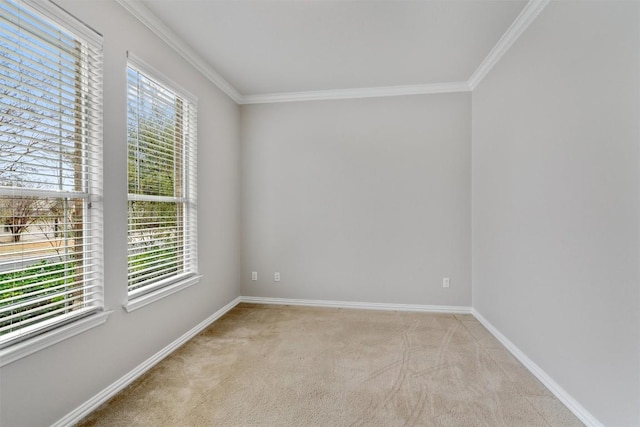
[0,0,84,193]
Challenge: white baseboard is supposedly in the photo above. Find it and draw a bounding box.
[52,296,242,427]
[240,296,472,314]
[471,309,603,427]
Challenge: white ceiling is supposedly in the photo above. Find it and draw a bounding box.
[127,0,529,98]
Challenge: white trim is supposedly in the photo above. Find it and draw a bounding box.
[239,82,471,105]
[115,0,242,103]
[468,0,551,89]
[116,0,549,103]
[0,311,112,367]
[127,193,185,204]
[53,297,241,427]
[471,309,604,427]
[0,187,88,199]
[240,296,472,314]
[124,275,202,312]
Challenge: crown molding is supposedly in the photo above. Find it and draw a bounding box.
[468,0,551,90]
[239,81,471,105]
[118,0,548,104]
[116,0,242,103]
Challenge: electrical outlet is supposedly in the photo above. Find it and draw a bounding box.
[274,272,281,282]
[443,277,450,288]
[251,272,258,281]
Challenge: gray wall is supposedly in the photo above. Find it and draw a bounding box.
[241,94,471,306]
[472,1,640,425]
[0,2,241,426]
[3,1,636,426]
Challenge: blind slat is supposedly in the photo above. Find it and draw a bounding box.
[0,274,100,309]
[0,259,100,285]
[0,287,101,329]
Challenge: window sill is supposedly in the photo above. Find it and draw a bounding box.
[0,310,112,367]
[123,275,202,313]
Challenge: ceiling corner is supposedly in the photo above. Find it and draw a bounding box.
[468,0,551,90]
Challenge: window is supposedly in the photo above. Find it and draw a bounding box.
[126,54,198,304]
[0,0,103,348]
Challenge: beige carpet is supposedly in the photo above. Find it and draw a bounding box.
[77,303,584,426]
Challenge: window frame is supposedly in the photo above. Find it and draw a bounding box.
[124,53,199,312]
[0,0,108,365]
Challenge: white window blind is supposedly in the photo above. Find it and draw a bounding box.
[0,0,103,348]
[127,54,197,299]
